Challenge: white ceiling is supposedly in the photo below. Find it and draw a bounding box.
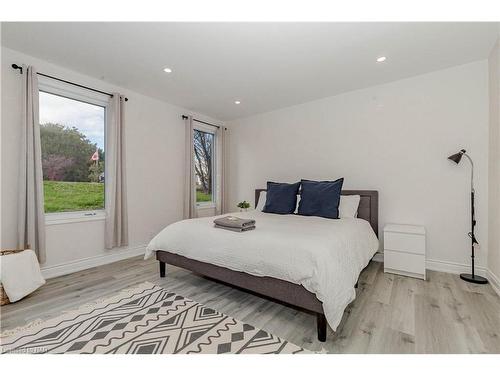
[2,22,498,121]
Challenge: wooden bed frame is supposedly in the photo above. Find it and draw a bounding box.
[156,189,378,342]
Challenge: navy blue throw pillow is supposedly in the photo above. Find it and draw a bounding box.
[263,181,301,215]
[298,178,344,219]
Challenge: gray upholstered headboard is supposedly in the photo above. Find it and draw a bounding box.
[254,189,379,236]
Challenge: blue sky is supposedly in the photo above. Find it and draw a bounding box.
[39,92,105,149]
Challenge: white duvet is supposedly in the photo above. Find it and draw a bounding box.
[145,211,379,331]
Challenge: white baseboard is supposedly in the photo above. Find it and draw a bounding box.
[488,269,500,297]
[425,258,488,277]
[40,247,500,298]
[373,251,499,297]
[41,245,146,279]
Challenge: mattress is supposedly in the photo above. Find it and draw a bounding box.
[145,210,379,331]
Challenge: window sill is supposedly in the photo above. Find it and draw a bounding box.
[45,211,106,226]
[196,203,216,210]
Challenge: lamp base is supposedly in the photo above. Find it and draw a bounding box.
[460,273,488,284]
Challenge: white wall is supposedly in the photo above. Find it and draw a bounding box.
[1,46,494,280]
[0,28,3,251]
[1,47,221,274]
[488,37,500,288]
[227,61,490,271]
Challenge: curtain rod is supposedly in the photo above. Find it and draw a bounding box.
[182,115,221,129]
[11,64,128,102]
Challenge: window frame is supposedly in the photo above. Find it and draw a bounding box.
[193,123,217,209]
[38,76,110,224]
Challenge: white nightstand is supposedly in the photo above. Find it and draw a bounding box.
[384,224,426,280]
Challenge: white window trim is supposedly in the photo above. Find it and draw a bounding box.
[193,124,217,209]
[45,210,106,226]
[39,76,109,222]
[39,76,110,108]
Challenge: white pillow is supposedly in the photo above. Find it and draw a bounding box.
[294,194,301,213]
[261,192,359,218]
[294,195,359,217]
[339,195,360,218]
[256,191,266,211]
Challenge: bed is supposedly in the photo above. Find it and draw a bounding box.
[145,189,379,342]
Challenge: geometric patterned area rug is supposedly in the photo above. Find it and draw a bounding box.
[0,282,309,354]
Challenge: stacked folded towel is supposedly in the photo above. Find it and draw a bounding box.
[213,216,256,232]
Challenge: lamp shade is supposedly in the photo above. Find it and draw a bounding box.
[448,149,466,164]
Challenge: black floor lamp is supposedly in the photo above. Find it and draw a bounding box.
[448,149,488,284]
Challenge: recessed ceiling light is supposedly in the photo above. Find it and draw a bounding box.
[163,67,173,73]
[234,100,241,105]
[376,56,387,63]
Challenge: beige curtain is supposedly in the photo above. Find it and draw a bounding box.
[184,116,197,219]
[105,94,128,249]
[17,66,46,263]
[215,126,227,215]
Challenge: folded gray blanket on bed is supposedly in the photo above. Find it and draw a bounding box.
[214,224,256,232]
[213,216,256,229]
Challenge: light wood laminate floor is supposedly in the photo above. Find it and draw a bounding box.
[1,256,499,353]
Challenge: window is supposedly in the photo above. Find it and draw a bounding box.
[193,127,216,206]
[39,81,108,215]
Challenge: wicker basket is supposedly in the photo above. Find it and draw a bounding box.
[0,248,28,306]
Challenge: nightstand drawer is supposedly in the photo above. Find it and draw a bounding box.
[384,232,425,255]
[384,250,425,279]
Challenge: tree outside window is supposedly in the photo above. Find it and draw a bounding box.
[39,91,105,213]
[193,129,214,203]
